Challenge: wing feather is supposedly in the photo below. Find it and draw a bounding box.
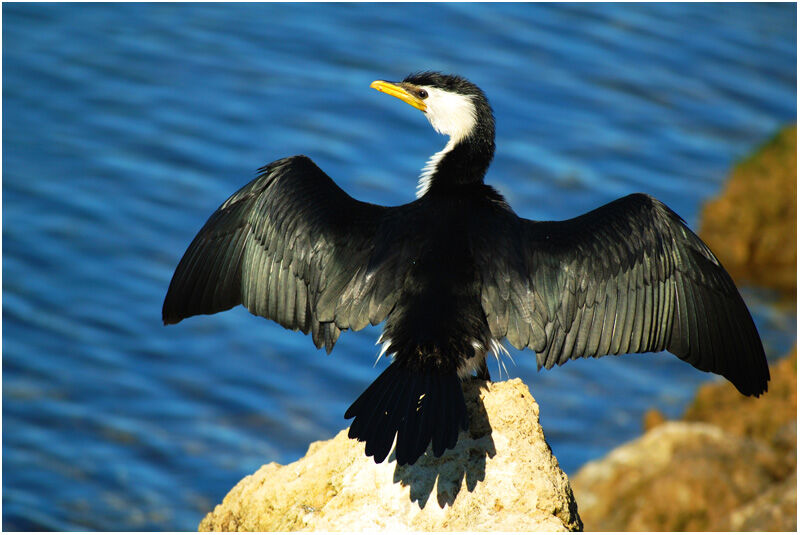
[163,155,409,351]
[480,193,769,396]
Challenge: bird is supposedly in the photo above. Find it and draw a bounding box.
[163,71,770,467]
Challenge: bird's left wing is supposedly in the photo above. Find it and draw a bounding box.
[479,193,769,395]
[162,155,408,351]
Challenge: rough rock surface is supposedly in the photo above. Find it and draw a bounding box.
[571,350,797,532]
[684,348,796,457]
[699,125,796,298]
[570,422,783,531]
[199,379,582,531]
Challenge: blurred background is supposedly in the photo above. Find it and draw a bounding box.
[3,3,796,531]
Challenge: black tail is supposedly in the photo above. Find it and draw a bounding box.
[345,362,469,465]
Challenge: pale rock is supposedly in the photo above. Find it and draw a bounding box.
[199,378,582,531]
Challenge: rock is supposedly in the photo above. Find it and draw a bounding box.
[571,350,797,532]
[570,422,782,531]
[728,472,797,532]
[699,125,797,298]
[684,348,796,462]
[199,379,582,532]
[641,408,666,432]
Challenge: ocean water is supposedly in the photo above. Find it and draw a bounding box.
[3,3,796,530]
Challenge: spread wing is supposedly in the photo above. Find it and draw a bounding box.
[162,155,409,352]
[480,193,769,396]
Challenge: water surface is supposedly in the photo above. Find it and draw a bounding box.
[3,3,796,530]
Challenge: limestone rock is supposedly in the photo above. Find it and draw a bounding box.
[641,407,666,432]
[729,472,797,532]
[571,350,797,532]
[684,348,796,464]
[570,422,781,531]
[199,379,582,531]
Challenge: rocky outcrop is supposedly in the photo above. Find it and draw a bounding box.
[684,348,796,460]
[700,125,797,298]
[571,350,796,532]
[199,379,582,531]
[570,421,788,531]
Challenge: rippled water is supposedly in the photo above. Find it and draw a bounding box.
[3,3,796,530]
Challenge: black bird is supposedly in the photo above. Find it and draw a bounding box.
[163,72,769,466]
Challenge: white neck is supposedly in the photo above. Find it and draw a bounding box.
[417,138,457,198]
[415,87,477,198]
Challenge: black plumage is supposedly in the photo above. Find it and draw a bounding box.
[163,72,769,466]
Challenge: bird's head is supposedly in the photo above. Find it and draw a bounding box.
[371,72,495,196]
[371,72,492,145]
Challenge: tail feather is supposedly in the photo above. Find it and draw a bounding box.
[432,383,449,457]
[347,369,398,440]
[346,362,468,465]
[372,376,414,462]
[395,375,423,465]
[371,377,412,462]
[452,378,468,440]
[412,375,436,460]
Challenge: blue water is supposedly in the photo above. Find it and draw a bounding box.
[3,3,796,531]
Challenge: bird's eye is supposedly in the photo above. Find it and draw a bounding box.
[417,89,428,99]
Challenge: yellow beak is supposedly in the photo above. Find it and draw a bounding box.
[370,80,427,112]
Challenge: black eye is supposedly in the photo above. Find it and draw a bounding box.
[417,88,428,99]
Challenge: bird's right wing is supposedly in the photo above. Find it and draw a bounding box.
[479,193,769,395]
[162,155,410,352]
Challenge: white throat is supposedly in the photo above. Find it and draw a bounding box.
[417,138,457,198]
[415,87,476,198]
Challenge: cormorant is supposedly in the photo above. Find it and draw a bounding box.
[163,72,769,466]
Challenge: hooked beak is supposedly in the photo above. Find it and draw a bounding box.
[370,80,427,112]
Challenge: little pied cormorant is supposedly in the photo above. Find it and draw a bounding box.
[163,72,770,466]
